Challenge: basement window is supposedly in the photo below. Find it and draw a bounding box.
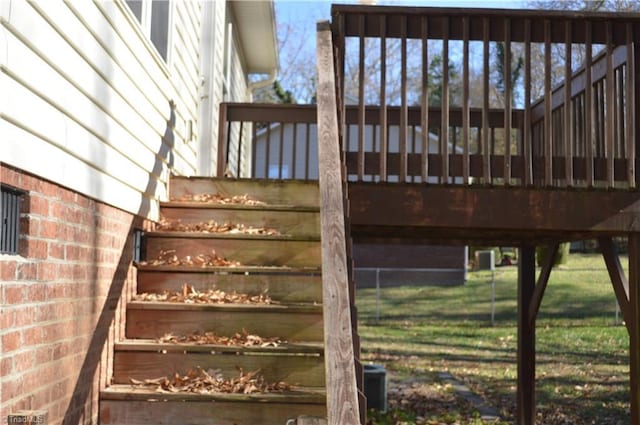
[1,185,24,255]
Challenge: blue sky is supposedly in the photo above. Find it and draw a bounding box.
[275,0,527,28]
[272,0,528,102]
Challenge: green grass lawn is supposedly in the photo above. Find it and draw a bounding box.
[357,253,630,425]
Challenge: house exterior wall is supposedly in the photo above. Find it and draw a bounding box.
[252,123,451,181]
[197,0,226,176]
[224,7,252,178]
[0,0,207,222]
[198,1,255,178]
[0,1,272,424]
[0,163,153,425]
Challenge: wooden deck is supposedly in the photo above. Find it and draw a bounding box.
[211,5,640,424]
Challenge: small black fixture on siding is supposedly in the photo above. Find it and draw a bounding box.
[133,228,145,263]
[1,185,25,255]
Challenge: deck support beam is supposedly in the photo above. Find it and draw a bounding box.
[517,246,536,425]
[528,243,558,327]
[629,234,640,423]
[599,237,631,328]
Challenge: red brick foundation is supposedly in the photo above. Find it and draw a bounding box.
[1,164,154,425]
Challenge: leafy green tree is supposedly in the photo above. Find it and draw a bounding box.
[427,54,461,108]
[493,42,524,107]
[273,80,295,104]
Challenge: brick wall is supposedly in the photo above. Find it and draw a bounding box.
[1,164,153,425]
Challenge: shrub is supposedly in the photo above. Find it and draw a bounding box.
[536,243,570,267]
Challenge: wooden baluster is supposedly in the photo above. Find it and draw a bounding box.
[278,121,284,179]
[544,19,553,186]
[606,22,615,188]
[292,122,298,179]
[237,121,244,177]
[251,118,257,178]
[217,103,228,177]
[380,15,388,182]
[372,124,378,182]
[265,122,271,178]
[462,16,470,184]
[411,125,417,182]
[482,17,491,184]
[585,21,594,187]
[574,95,581,160]
[626,23,636,188]
[400,15,408,182]
[421,16,429,183]
[564,20,574,187]
[617,66,625,160]
[305,123,311,180]
[504,18,512,185]
[357,14,365,182]
[524,19,532,185]
[441,16,450,183]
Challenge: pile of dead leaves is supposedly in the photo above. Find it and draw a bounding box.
[131,367,291,395]
[137,249,242,267]
[157,329,284,348]
[134,284,273,305]
[171,193,266,206]
[157,217,279,236]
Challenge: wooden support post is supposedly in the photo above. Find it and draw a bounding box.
[517,246,536,425]
[629,234,640,423]
[316,21,361,425]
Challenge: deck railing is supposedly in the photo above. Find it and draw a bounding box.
[217,103,522,183]
[331,5,640,188]
[530,43,635,187]
[217,6,640,190]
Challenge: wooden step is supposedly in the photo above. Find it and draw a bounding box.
[114,339,324,354]
[125,301,323,341]
[144,233,321,267]
[100,387,326,425]
[159,204,320,238]
[112,344,325,387]
[136,265,322,303]
[169,177,319,208]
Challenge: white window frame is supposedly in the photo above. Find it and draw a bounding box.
[125,0,173,65]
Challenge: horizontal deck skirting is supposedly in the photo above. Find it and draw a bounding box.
[348,182,640,244]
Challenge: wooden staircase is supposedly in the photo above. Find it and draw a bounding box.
[100,177,329,425]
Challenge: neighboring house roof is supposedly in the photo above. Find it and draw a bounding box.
[230,1,278,74]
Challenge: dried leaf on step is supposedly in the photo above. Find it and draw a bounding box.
[134,285,274,305]
[137,250,242,268]
[171,192,267,206]
[156,329,284,347]
[132,367,292,394]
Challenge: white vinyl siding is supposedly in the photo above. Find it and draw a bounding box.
[198,0,252,177]
[0,0,203,220]
[207,0,227,175]
[223,8,251,177]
